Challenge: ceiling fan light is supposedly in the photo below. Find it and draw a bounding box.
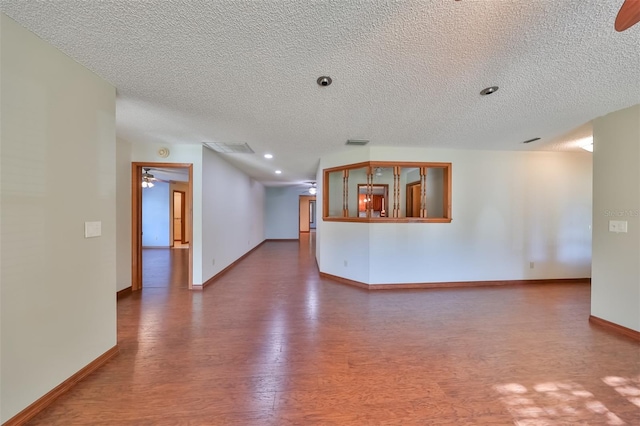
[309,187,317,195]
[142,174,156,188]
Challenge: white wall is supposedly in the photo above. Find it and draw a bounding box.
[348,167,368,218]
[115,138,132,291]
[141,181,170,247]
[591,104,640,332]
[201,147,265,284]
[265,186,301,239]
[426,168,444,218]
[327,170,343,216]
[315,167,324,267]
[318,147,593,285]
[319,222,371,282]
[0,14,117,422]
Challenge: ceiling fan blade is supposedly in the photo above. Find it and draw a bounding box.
[615,0,640,32]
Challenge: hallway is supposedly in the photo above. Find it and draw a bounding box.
[28,236,639,425]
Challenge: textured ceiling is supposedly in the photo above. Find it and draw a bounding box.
[2,1,639,184]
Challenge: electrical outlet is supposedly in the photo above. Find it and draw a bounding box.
[212,259,215,265]
[529,262,534,269]
[344,260,348,267]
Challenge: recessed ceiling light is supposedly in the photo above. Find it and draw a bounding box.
[264,154,273,159]
[522,137,541,144]
[480,86,499,96]
[275,170,282,174]
[317,76,332,87]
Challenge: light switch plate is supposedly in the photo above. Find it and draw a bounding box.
[618,221,628,233]
[608,220,628,233]
[85,221,102,238]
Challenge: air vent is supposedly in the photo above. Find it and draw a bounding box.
[203,142,254,154]
[346,139,369,146]
[522,137,541,144]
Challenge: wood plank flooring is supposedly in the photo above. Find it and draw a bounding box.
[27,235,639,425]
[142,247,189,289]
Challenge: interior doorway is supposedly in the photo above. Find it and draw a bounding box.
[406,181,421,217]
[309,200,316,230]
[172,190,187,245]
[299,195,316,233]
[132,162,194,291]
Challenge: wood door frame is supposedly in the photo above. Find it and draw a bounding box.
[406,181,421,217]
[299,195,316,233]
[132,162,194,291]
[172,190,187,244]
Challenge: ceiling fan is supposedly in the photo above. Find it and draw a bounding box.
[308,182,317,195]
[298,182,317,195]
[141,168,156,188]
[615,0,640,32]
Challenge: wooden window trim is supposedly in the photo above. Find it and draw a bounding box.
[322,161,452,223]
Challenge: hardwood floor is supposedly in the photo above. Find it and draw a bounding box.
[28,235,639,425]
[142,247,189,289]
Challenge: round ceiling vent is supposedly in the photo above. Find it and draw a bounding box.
[158,147,170,158]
